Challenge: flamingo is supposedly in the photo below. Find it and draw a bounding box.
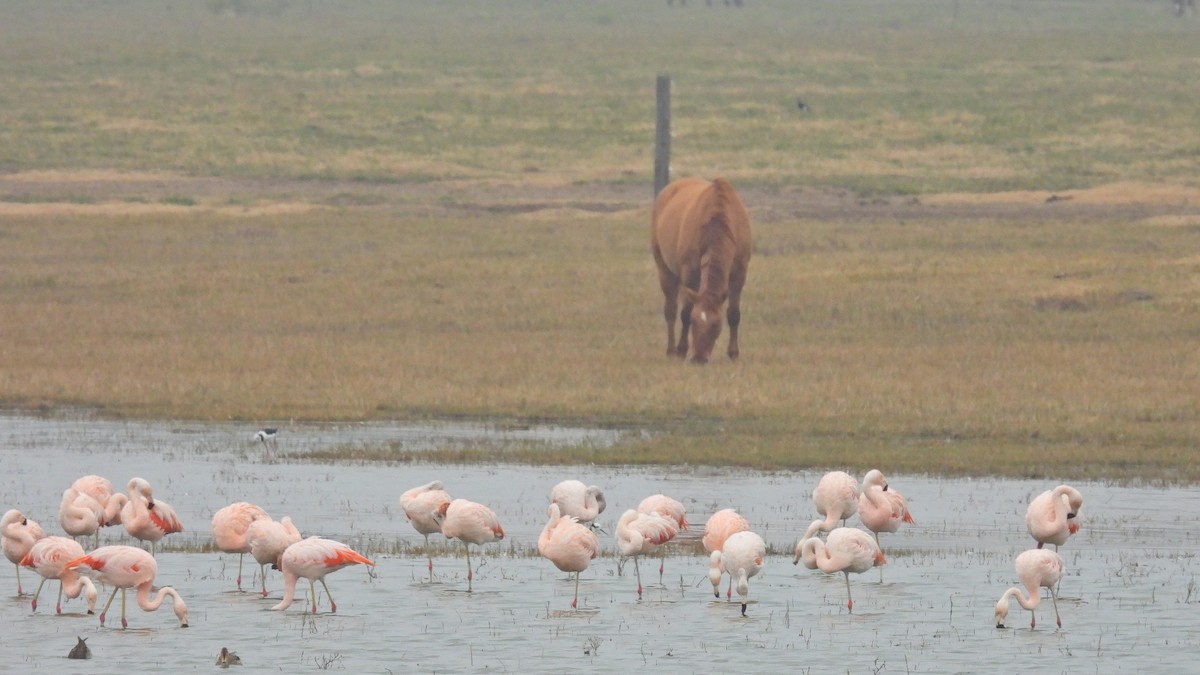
[702,508,751,599]
[857,469,914,581]
[637,494,688,583]
[59,488,104,548]
[538,503,600,609]
[399,480,452,581]
[211,501,271,591]
[65,545,188,628]
[121,477,184,553]
[441,499,505,592]
[720,530,766,617]
[20,536,97,614]
[1026,485,1083,549]
[994,548,1065,629]
[3,509,46,595]
[805,471,860,537]
[548,480,607,530]
[615,509,678,598]
[245,516,301,598]
[794,527,885,613]
[271,537,373,613]
[70,475,125,528]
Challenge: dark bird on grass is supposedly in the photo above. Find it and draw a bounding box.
[253,428,278,461]
[796,99,810,112]
[68,636,91,660]
[216,646,242,667]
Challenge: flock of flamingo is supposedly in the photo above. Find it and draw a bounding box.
[1,468,1082,631]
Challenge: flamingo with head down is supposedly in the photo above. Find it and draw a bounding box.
[271,537,373,614]
[702,508,751,600]
[21,536,97,615]
[994,548,1064,630]
[65,545,188,628]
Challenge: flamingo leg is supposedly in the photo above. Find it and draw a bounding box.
[260,564,269,598]
[120,588,128,628]
[465,543,473,593]
[425,534,434,582]
[572,572,580,609]
[14,563,24,595]
[658,557,664,585]
[321,578,337,614]
[875,532,884,583]
[99,586,120,626]
[726,574,733,601]
[634,556,643,598]
[30,577,47,612]
[309,579,318,613]
[54,580,64,614]
[1051,585,1062,629]
[236,552,244,591]
[844,572,854,613]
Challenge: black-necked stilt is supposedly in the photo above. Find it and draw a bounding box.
[254,428,278,461]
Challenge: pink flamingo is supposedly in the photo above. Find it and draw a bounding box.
[399,480,452,581]
[538,503,600,609]
[20,536,97,614]
[637,494,688,583]
[805,471,860,537]
[59,488,104,548]
[271,537,374,613]
[857,469,914,582]
[548,480,607,529]
[245,516,301,598]
[615,509,678,598]
[994,549,1064,629]
[121,478,184,553]
[3,509,47,595]
[794,527,885,613]
[720,530,766,617]
[441,499,505,592]
[1026,485,1083,549]
[702,508,751,599]
[65,545,189,628]
[211,501,271,591]
[70,475,125,528]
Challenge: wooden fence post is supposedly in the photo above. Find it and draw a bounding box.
[654,74,671,198]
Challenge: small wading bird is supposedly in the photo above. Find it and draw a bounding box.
[254,428,279,461]
[720,530,766,617]
[21,536,97,615]
[994,548,1065,630]
[857,469,914,582]
[702,508,751,600]
[1026,485,1083,550]
[615,509,677,598]
[795,527,885,613]
[399,480,452,582]
[65,545,189,628]
[3,509,46,595]
[271,537,373,614]
[538,503,600,609]
[548,480,607,530]
[440,499,505,592]
[636,494,687,584]
[246,516,302,598]
[211,501,271,592]
[121,478,184,553]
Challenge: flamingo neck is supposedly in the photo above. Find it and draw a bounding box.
[136,582,177,611]
[1001,586,1040,611]
[272,570,299,610]
[708,551,723,593]
[734,568,749,600]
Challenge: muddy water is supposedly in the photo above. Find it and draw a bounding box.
[2,414,1198,673]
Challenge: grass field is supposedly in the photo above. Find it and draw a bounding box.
[1,0,1198,483]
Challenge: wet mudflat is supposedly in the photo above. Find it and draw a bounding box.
[2,414,1198,673]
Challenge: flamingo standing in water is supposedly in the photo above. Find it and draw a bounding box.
[549,480,607,530]
[70,475,126,529]
[1026,485,1083,549]
[65,545,189,628]
[271,537,373,613]
[637,494,688,584]
[702,508,751,600]
[211,501,271,591]
[399,480,452,582]
[538,503,600,609]
[615,509,678,598]
[795,527,885,613]
[994,548,1065,629]
[720,530,766,617]
[805,471,860,537]
[21,536,97,614]
[857,469,914,582]
[121,478,184,553]
[58,488,104,549]
[3,509,46,595]
[440,499,505,592]
[245,516,301,598]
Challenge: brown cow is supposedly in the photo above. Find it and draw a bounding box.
[651,176,751,364]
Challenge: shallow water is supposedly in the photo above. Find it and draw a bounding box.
[2,414,1198,673]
